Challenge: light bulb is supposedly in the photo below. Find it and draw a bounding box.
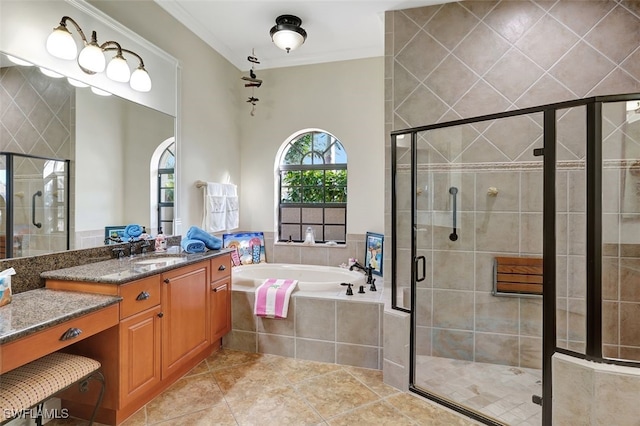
[39,67,64,78]
[46,25,77,60]
[130,66,152,92]
[78,43,105,73]
[67,78,89,88]
[106,54,130,83]
[90,87,111,96]
[7,55,33,66]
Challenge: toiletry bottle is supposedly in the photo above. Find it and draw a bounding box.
[304,227,315,245]
[155,227,167,252]
[139,226,150,240]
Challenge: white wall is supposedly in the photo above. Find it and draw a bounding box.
[240,58,385,235]
[75,91,173,232]
[89,0,242,235]
[75,90,125,231]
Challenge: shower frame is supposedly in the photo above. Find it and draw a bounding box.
[1,152,71,258]
[390,93,640,425]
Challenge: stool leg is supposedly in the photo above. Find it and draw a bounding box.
[78,371,105,426]
[35,403,43,426]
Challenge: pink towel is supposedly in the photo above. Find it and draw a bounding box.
[254,278,298,319]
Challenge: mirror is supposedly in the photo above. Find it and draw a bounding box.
[0,51,176,259]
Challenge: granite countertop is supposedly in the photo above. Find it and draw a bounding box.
[0,289,121,345]
[40,249,232,284]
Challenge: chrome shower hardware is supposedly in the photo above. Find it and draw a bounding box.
[449,186,458,241]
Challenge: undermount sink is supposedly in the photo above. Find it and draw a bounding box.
[131,256,186,272]
[133,256,185,265]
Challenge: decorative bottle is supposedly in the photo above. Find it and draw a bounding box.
[155,227,167,252]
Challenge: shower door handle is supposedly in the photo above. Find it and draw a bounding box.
[415,256,426,282]
[32,190,42,228]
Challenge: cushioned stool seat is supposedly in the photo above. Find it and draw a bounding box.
[0,352,104,425]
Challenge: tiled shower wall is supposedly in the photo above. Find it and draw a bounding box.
[384,0,640,378]
[0,65,73,256]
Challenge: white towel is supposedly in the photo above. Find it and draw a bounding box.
[202,182,239,232]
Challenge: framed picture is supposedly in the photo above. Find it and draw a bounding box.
[105,226,127,244]
[222,232,266,265]
[365,232,384,276]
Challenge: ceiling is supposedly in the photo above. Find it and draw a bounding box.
[155,1,450,71]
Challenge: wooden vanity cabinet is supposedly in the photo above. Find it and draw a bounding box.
[160,261,210,378]
[210,254,232,342]
[47,253,232,425]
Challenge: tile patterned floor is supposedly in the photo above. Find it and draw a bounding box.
[415,356,542,426]
[50,349,480,426]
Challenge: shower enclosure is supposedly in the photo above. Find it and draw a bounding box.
[0,152,70,258]
[391,93,640,425]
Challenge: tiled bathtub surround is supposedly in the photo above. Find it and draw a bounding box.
[261,232,369,268]
[223,290,385,370]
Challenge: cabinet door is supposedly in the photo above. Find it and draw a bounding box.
[210,278,231,342]
[119,306,162,405]
[161,262,210,378]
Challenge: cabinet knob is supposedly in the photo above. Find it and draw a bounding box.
[60,327,82,341]
[136,291,150,301]
[163,278,170,284]
[157,312,164,318]
[218,265,226,271]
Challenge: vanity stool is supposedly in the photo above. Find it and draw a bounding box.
[0,352,104,425]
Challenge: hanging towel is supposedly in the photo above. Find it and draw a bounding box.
[186,226,222,250]
[180,238,206,253]
[202,182,239,232]
[254,278,298,319]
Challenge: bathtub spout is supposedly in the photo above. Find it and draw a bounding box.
[350,261,374,286]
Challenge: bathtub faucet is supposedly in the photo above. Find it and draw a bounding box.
[349,261,376,290]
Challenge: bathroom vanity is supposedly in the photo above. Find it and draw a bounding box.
[39,251,232,425]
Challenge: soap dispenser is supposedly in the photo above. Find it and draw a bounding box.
[155,227,167,252]
[303,227,315,245]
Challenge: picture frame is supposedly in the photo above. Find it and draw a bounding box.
[104,226,127,245]
[365,232,384,276]
[222,232,266,265]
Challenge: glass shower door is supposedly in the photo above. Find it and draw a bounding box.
[2,153,69,258]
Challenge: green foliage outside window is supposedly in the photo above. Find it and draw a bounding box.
[281,169,346,203]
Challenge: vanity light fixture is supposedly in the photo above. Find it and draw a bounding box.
[7,55,33,66]
[90,87,112,96]
[39,67,63,78]
[269,15,307,53]
[67,78,89,88]
[46,16,152,92]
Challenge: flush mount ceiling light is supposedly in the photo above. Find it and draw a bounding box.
[45,16,152,92]
[270,15,307,53]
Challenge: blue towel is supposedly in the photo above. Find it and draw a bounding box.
[186,226,222,250]
[180,238,206,253]
[125,224,143,238]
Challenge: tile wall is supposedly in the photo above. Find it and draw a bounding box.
[384,0,640,386]
[1,64,73,257]
[223,292,385,370]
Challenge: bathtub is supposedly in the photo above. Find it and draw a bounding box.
[232,263,367,296]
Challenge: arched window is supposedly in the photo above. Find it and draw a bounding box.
[156,142,175,235]
[277,130,347,243]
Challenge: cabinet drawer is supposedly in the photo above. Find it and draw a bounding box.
[1,304,119,374]
[119,276,161,319]
[211,254,231,282]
